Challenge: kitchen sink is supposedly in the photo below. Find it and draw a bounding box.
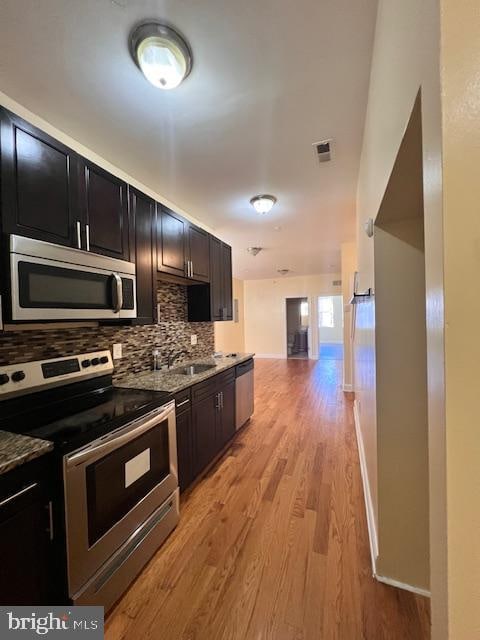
[172,363,216,376]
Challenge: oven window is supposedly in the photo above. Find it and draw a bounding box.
[86,422,170,546]
[18,261,113,309]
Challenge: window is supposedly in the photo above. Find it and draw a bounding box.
[300,301,308,317]
[318,297,334,328]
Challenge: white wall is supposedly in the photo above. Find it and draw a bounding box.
[244,274,341,358]
[341,242,357,390]
[354,0,445,633]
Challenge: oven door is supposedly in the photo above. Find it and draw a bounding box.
[63,401,177,597]
[11,253,136,321]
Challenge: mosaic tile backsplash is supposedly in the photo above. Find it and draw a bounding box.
[0,282,214,381]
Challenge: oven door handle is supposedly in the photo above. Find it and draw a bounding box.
[111,273,123,313]
[65,401,175,468]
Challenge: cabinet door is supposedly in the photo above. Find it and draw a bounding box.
[80,160,130,260]
[187,223,210,283]
[157,206,188,277]
[176,409,194,492]
[129,188,156,324]
[209,236,223,320]
[0,486,51,605]
[0,107,80,247]
[192,392,218,477]
[221,242,233,320]
[218,379,236,448]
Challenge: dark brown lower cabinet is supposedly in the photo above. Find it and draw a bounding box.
[191,370,236,480]
[174,389,194,493]
[192,392,219,479]
[175,369,237,491]
[0,458,53,605]
[217,379,235,447]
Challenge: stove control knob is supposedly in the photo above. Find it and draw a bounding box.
[99,356,109,364]
[11,371,25,383]
[0,374,9,385]
[91,358,100,366]
[81,359,91,368]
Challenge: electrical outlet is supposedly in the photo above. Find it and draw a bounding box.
[113,343,123,360]
[191,334,197,346]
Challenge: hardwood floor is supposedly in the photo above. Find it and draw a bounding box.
[105,358,430,640]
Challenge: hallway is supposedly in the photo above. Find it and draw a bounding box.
[105,359,430,639]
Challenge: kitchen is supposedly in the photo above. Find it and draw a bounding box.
[0,100,256,609]
[0,1,439,639]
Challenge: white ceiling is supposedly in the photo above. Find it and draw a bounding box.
[0,0,377,279]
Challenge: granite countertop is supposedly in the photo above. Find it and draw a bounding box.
[0,431,53,476]
[119,353,255,394]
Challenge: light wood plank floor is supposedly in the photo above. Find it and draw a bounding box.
[106,358,430,640]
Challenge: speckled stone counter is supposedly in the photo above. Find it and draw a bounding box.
[119,353,255,394]
[0,431,53,476]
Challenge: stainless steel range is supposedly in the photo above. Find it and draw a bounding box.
[0,350,179,611]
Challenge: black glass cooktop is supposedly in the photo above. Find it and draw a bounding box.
[0,376,172,452]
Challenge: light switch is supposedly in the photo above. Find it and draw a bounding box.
[191,334,197,346]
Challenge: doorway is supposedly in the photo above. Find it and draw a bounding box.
[318,295,344,360]
[286,297,309,359]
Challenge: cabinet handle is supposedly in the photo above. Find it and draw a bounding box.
[0,482,37,508]
[47,501,54,541]
[85,224,90,251]
[190,261,194,277]
[76,221,82,249]
[185,261,190,278]
[215,393,220,410]
[221,391,224,409]
[176,399,190,408]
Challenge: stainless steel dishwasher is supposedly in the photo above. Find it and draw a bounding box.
[235,358,254,430]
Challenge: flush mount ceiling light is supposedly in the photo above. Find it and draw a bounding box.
[246,247,263,256]
[250,195,277,215]
[130,21,193,90]
[277,269,290,276]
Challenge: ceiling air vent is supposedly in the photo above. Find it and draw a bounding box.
[313,139,332,163]
[332,279,342,287]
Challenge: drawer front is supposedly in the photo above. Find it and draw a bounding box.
[174,388,191,415]
[192,368,235,404]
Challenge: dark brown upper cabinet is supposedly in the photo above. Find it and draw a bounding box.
[157,205,210,283]
[221,242,233,320]
[187,223,210,283]
[157,205,188,278]
[187,236,233,322]
[0,108,132,262]
[79,159,130,261]
[129,187,157,325]
[0,107,80,248]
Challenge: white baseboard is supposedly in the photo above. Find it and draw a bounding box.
[353,401,431,599]
[353,400,378,573]
[375,574,431,598]
[254,353,286,359]
[343,383,353,392]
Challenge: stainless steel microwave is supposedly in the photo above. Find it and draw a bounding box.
[9,235,137,321]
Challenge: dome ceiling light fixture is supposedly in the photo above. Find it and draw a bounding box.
[250,194,277,215]
[277,269,290,276]
[246,247,263,256]
[129,21,193,90]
